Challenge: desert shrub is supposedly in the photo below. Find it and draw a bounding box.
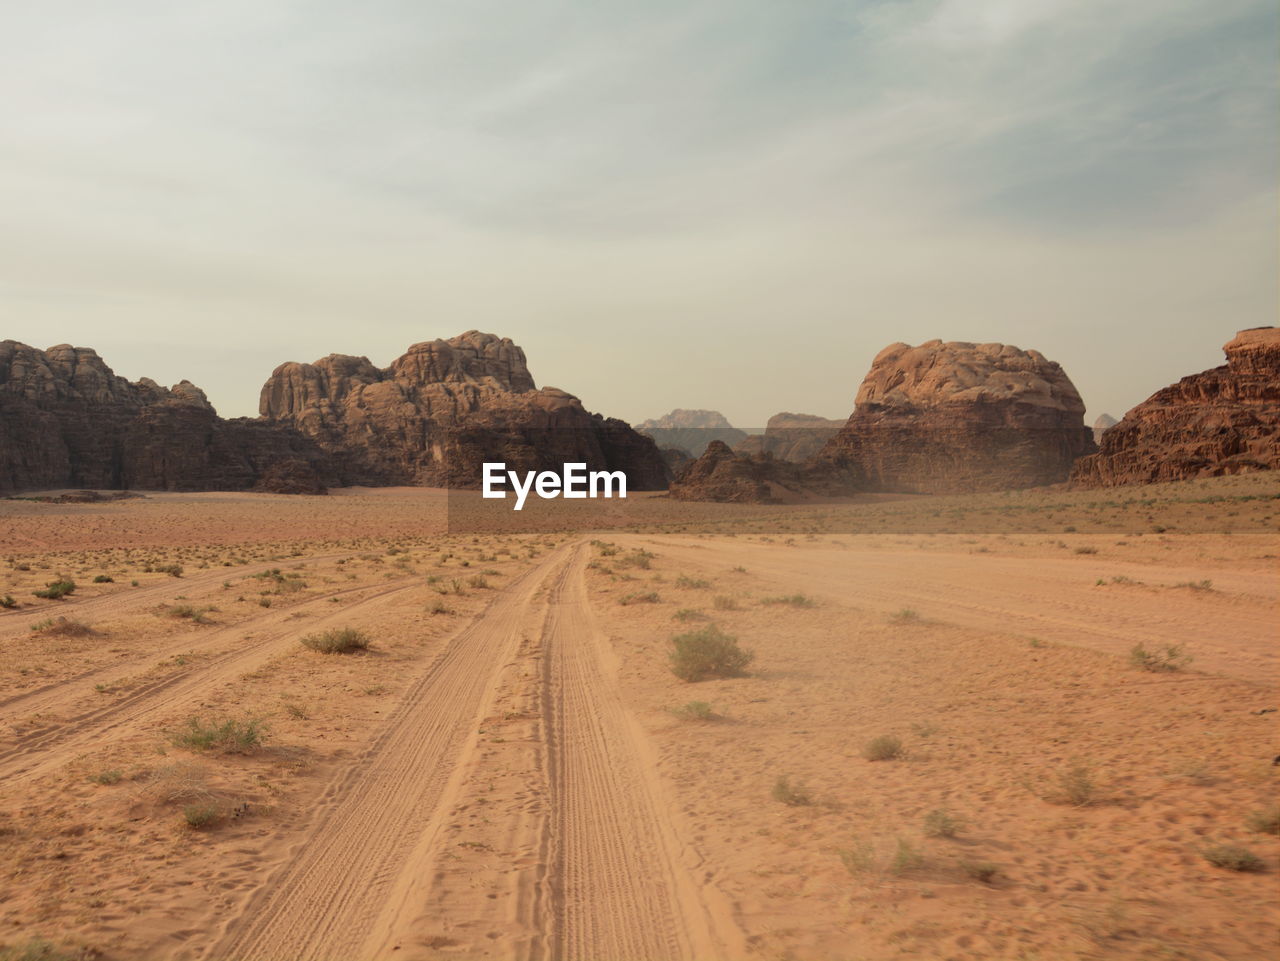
[760,594,815,608]
[923,809,964,838]
[1176,579,1213,591]
[669,701,715,721]
[1130,642,1191,672]
[1074,546,1098,555]
[617,550,653,570]
[1202,844,1263,872]
[668,624,753,682]
[961,860,1000,883]
[1245,804,1280,836]
[0,595,15,609]
[619,591,659,605]
[0,939,90,961]
[92,574,114,583]
[1051,761,1096,806]
[466,574,490,589]
[675,574,711,589]
[32,578,75,600]
[426,596,451,615]
[711,595,739,611]
[88,769,123,785]
[154,564,184,578]
[164,604,214,623]
[301,627,370,654]
[891,839,923,874]
[863,735,903,761]
[183,802,222,829]
[889,608,919,622]
[771,775,812,806]
[171,717,265,753]
[29,617,93,637]
[838,840,876,876]
[673,608,706,621]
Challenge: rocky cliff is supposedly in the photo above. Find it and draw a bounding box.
[668,441,803,504]
[734,412,844,462]
[1071,328,1280,487]
[636,409,747,457]
[260,331,668,489]
[811,340,1094,494]
[0,341,333,493]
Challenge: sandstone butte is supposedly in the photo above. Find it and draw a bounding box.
[0,332,667,494]
[1071,327,1280,487]
[733,412,845,463]
[671,339,1094,502]
[636,409,747,458]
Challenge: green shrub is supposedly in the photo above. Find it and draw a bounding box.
[301,627,370,654]
[33,578,75,600]
[673,608,706,621]
[171,716,265,753]
[771,775,812,806]
[712,595,739,611]
[863,735,903,761]
[0,595,15,609]
[1130,642,1191,672]
[889,608,919,622]
[675,574,711,589]
[668,624,753,682]
[1202,844,1263,872]
[92,574,114,583]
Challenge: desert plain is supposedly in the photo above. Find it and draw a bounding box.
[1,476,1277,961]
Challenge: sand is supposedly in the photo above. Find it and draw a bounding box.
[0,479,1276,960]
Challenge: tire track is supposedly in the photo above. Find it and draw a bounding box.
[202,546,572,961]
[0,580,418,784]
[538,545,733,961]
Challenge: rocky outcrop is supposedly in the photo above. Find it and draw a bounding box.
[260,331,668,489]
[668,441,803,504]
[1092,413,1118,445]
[734,412,844,462]
[0,340,335,493]
[1071,328,1280,487]
[813,340,1094,494]
[637,409,746,457]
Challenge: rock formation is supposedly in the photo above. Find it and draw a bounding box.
[1092,413,1118,445]
[259,331,668,489]
[636,409,746,457]
[734,412,844,462]
[668,441,803,504]
[811,340,1094,494]
[1071,328,1280,487]
[0,341,334,493]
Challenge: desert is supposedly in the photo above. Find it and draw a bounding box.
[1,472,1276,960]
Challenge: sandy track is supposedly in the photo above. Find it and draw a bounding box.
[647,538,1279,682]
[0,581,418,784]
[201,547,572,961]
[538,547,733,961]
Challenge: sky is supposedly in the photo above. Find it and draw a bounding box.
[1,0,1275,427]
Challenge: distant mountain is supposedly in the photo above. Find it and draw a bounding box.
[1092,413,1118,445]
[636,409,747,457]
[734,412,845,462]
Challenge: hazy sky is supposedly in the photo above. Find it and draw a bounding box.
[2,0,1275,427]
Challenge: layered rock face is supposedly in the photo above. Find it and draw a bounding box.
[1071,328,1280,487]
[0,341,333,493]
[814,340,1094,494]
[637,409,746,457]
[734,412,844,462]
[260,331,668,489]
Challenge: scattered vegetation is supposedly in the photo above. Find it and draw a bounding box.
[673,608,707,621]
[1175,579,1214,591]
[301,627,370,654]
[889,608,919,623]
[88,769,124,786]
[1245,804,1280,836]
[711,595,739,611]
[668,624,754,682]
[1129,642,1192,672]
[619,591,659,605]
[1202,844,1263,872]
[675,574,711,589]
[163,604,215,623]
[771,775,812,806]
[171,716,265,753]
[863,735,904,761]
[29,617,93,637]
[0,939,92,961]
